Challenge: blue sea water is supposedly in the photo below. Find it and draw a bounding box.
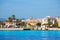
[0,30,60,40]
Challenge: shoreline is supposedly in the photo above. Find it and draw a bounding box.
[0,28,23,30]
[0,28,60,30]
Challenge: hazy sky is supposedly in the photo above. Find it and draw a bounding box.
[0,0,60,18]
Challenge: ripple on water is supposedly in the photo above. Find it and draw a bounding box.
[0,30,60,40]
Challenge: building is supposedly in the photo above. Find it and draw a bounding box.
[25,17,37,27]
[57,16,60,27]
[41,16,57,28]
[4,19,17,28]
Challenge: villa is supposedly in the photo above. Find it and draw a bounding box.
[4,19,17,28]
[41,16,57,30]
[0,15,60,30]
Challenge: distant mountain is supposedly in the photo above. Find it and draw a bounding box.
[0,18,6,21]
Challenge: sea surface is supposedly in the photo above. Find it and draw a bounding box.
[0,30,60,40]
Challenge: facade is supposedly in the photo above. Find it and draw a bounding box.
[23,17,42,28]
[57,16,60,27]
[4,19,17,28]
[25,17,37,27]
[41,16,57,28]
[0,16,59,29]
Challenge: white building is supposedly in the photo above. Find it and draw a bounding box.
[41,16,57,28]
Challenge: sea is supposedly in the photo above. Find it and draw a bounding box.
[0,30,60,40]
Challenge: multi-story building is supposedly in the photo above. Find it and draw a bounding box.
[57,16,60,27]
[41,16,57,28]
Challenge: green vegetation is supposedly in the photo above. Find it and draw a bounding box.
[52,20,58,28]
[0,21,5,28]
[36,23,41,27]
[8,17,12,22]
[47,18,52,27]
[20,22,26,27]
[0,15,59,28]
[11,15,16,20]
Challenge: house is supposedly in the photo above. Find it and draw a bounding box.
[25,17,37,28]
[57,16,60,27]
[4,19,17,28]
[41,16,57,28]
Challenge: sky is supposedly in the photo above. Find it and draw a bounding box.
[0,0,60,19]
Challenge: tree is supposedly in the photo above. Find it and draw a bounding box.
[36,23,41,27]
[52,20,58,28]
[11,15,16,20]
[15,19,21,28]
[8,17,12,22]
[0,21,3,28]
[16,19,21,23]
[47,18,52,27]
[20,22,26,27]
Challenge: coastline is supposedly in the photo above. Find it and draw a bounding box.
[0,28,60,30]
[0,28,23,30]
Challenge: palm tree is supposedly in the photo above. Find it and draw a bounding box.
[11,15,16,20]
[16,19,21,23]
[47,18,52,27]
[8,17,12,22]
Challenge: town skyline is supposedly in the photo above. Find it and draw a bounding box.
[0,15,60,30]
[0,15,60,20]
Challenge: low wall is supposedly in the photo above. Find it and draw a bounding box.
[48,28,60,30]
[0,28,23,30]
[0,28,60,30]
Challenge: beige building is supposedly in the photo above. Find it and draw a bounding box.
[25,17,37,27]
[57,16,60,27]
[25,17,42,27]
